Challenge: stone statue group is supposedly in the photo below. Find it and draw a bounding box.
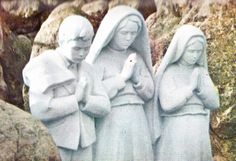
[22,5,220,161]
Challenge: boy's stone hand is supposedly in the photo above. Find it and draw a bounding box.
[75,76,87,102]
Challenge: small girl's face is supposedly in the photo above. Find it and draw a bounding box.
[181,40,203,66]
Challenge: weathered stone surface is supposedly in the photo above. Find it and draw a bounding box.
[206,4,236,160]
[81,0,108,15]
[0,27,8,101]
[1,0,41,18]
[137,0,156,19]
[146,12,180,67]
[81,0,108,33]
[0,0,85,35]
[109,0,156,19]
[0,18,32,108]
[0,64,8,101]
[109,0,139,9]
[0,99,60,161]
[147,1,236,160]
[0,0,85,18]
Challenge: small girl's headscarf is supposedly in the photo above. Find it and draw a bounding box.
[154,24,208,117]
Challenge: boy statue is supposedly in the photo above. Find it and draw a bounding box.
[23,15,110,161]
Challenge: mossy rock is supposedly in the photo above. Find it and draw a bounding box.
[0,99,60,161]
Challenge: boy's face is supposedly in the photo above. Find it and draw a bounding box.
[62,39,91,64]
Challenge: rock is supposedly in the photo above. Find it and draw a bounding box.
[0,99,60,161]
[81,0,108,33]
[0,18,32,108]
[137,0,156,19]
[146,1,236,160]
[146,12,181,66]
[0,0,41,18]
[22,85,30,112]
[0,7,45,36]
[109,0,156,19]
[0,0,85,35]
[153,0,216,19]
[81,0,108,15]
[205,4,236,160]
[109,0,140,9]
[0,65,8,101]
[0,0,47,35]
[0,0,85,18]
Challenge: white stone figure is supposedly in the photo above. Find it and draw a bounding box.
[86,5,161,161]
[22,15,110,161]
[153,24,220,161]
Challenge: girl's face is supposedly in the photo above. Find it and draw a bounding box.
[180,40,203,66]
[109,20,139,51]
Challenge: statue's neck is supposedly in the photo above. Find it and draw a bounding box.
[177,61,194,70]
[107,44,127,55]
[58,47,82,67]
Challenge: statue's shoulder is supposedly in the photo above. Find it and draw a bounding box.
[163,64,179,76]
[81,61,95,73]
[31,49,59,64]
[93,48,111,65]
